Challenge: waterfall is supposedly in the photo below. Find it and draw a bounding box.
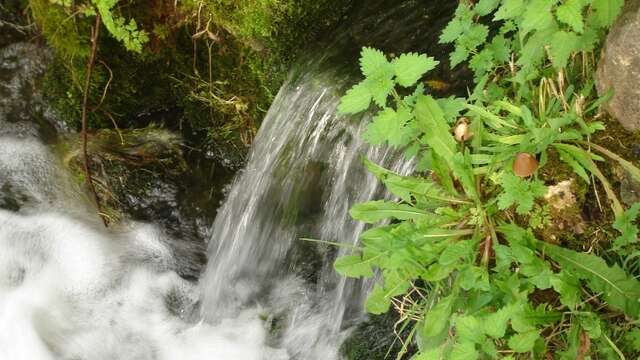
[200,54,412,358]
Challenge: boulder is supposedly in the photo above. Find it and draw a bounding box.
[597,0,640,131]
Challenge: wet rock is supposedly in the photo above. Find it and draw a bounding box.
[596,0,640,131]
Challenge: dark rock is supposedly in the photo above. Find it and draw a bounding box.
[597,0,640,131]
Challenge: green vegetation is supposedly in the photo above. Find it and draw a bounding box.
[28,0,353,158]
[337,0,640,358]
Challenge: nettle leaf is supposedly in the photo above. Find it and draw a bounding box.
[489,35,511,63]
[475,0,500,16]
[541,243,640,317]
[440,17,465,44]
[364,75,395,108]
[548,31,580,70]
[364,107,414,147]
[508,330,540,353]
[497,173,547,215]
[450,342,479,360]
[591,0,624,28]
[450,45,471,68]
[519,0,556,37]
[455,315,485,343]
[494,0,525,21]
[439,240,475,266]
[483,305,516,339]
[423,294,457,337]
[360,47,391,78]
[613,203,640,251]
[437,96,467,124]
[350,200,429,223]
[338,82,371,114]
[392,53,439,87]
[556,0,585,33]
[469,48,494,80]
[334,254,374,278]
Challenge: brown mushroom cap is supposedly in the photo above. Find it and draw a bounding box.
[454,118,473,142]
[513,152,538,177]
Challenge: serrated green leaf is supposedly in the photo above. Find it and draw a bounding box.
[440,18,464,44]
[489,35,511,63]
[364,75,395,108]
[423,294,456,337]
[591,0,624,28]
[556,0,585,33]
[360,47,391,78]
[455,315,485,343]
[334,255,374,278]
[450,44,470,67]
[450,342,479,360]
[469,49,494,80]
[364,107,414,147]
[508,330,540,353]
[350,200,430,223]
[475,0,500,16]
[338,82,371,114]
[613,203,640,251]
[548,31,580,70]
[439,241,475,266]
[392,53,439,87]
[519,0,556,37]
[494,0,525,20]
[541,242,640,317]
[497,173,547,215]
[483,305,515,338]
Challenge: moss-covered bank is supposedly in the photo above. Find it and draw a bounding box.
[27,0,354,163]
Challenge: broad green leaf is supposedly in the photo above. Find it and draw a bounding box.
[350,200,430,223]
[494,0,525,20]
[541,242,640,317]
[450,342,479,360]
[483,305,515,338]
[334,255,374,278]
[519,0,556,37]
[556,0,585,33]
[469,49,494,80]
[364,107,413,147]
[440,18,464,44]
[338,82,371,114]
[364,159,465,204]
[365,284,391,314]
[548,31,580,70]
[423,294,456,337]
[392,53,439,87]
[415,95,457,167]
[364,75,395,108]
[475,0,500,16]
[359,47,391,78]
[550,272,581,308]
[413,348,443,360]
[439,240,475,266]
[591,0,624,28]
[613,203,640,251]
[455,315,485,343]
[508,330,540,353]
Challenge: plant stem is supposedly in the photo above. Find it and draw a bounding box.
[81,13,108,227]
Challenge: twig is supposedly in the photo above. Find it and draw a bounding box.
[81,13,108,227]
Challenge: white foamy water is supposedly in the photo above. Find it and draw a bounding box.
[0,132,291,360]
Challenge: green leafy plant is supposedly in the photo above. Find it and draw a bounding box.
[46,0,149,53]
[335,0,640,358]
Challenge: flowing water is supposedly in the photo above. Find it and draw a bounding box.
[0,1,458,359]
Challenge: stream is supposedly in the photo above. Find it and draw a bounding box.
[0,1,458,359]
